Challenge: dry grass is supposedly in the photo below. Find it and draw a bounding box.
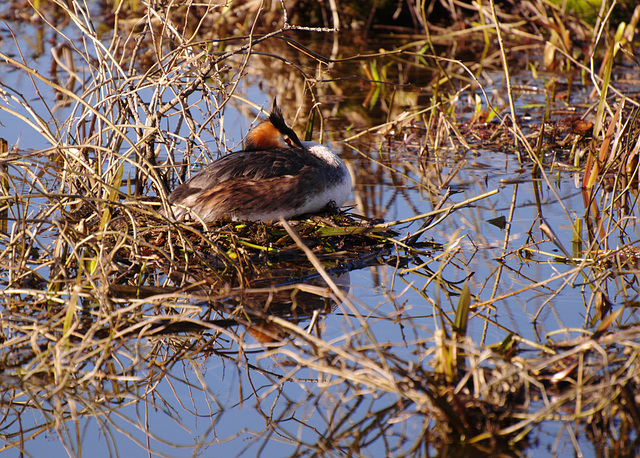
[0,0,640,456]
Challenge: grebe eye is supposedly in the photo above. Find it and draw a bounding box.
[284,137,293,147]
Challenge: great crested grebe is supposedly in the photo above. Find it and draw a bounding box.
[166,100,351,222]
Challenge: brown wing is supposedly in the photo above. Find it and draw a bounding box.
[179,166,323,221]
[168,148,324,206]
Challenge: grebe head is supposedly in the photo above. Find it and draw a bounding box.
[244,99,305,151]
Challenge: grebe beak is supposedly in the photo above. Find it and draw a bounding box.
[244,98,306,151]
[269,98,305,149]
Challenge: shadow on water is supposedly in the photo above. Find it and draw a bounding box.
[1,0,640,456]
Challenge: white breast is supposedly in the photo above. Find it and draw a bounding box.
[298,141,352,214]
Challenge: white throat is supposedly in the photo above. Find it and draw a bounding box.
[302,141,344,168]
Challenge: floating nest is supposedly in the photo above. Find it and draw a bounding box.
[57,199,400,327]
